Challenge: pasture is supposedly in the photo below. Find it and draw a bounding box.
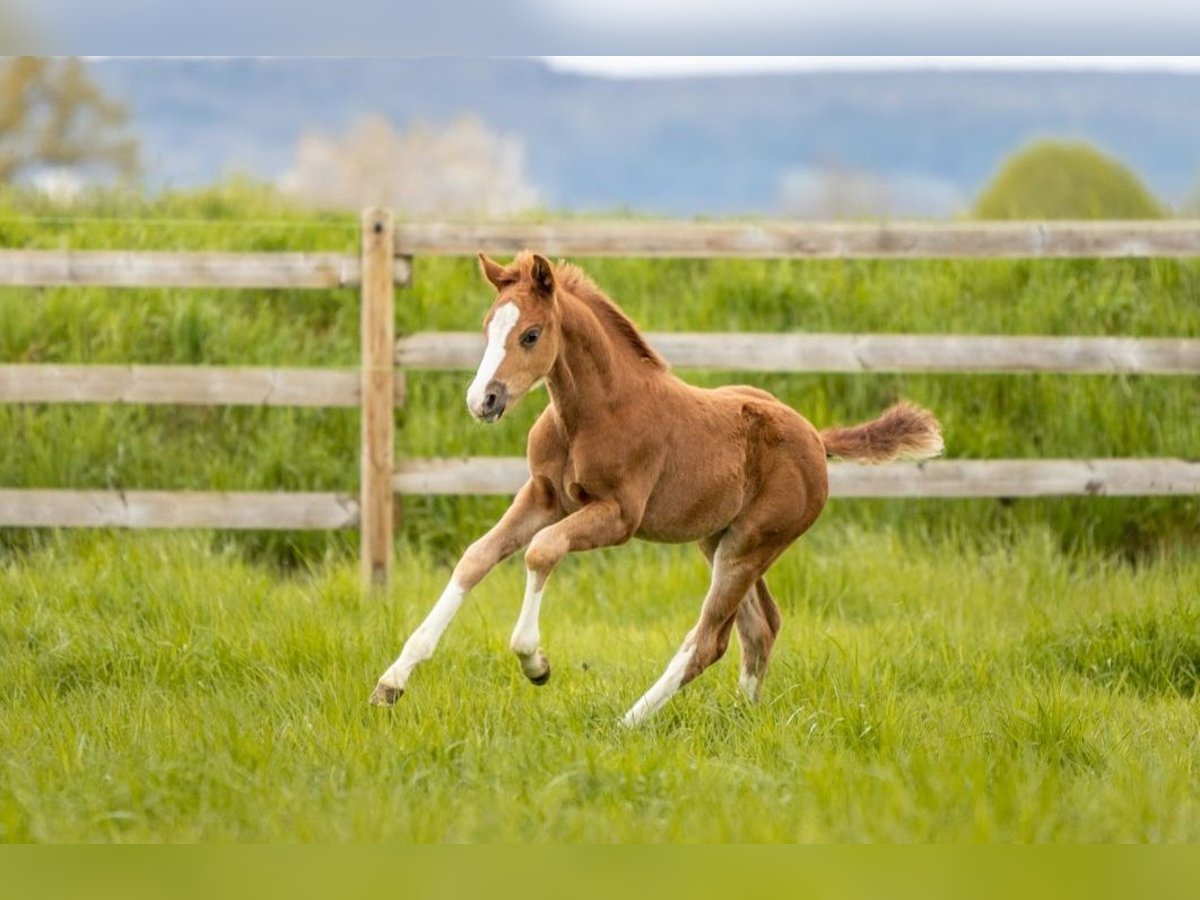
[0,189,1197,841]
[2,528,1198,841]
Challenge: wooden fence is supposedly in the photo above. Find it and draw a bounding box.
[1,210,401,587]
[2,217,1199,588]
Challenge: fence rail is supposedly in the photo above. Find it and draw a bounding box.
[394,457,1200,499]
[0,364,407,407]
[397,332,1200,375]
[0,490,358,529]
[7,459,1193,529]
[0,249,414,289]
[395,220,1200,259]
[2,218,1199,588]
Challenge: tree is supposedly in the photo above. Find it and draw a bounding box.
[0,57,140,185]
[974,139,1161,220]
[279,114,539,216]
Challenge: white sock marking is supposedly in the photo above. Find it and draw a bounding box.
[621,643,696,727]
[510,570,543,657]
[739,671,759,702]
[466,301,520,413]
[378,579,467,690]
[511,570,546,677]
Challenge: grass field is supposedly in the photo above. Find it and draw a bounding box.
[1,527,1197,841]
[0,187,1197,841]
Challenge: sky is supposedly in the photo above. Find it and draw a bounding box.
[11,0,1200,54]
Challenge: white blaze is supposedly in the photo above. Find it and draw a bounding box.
[466,302,521,413]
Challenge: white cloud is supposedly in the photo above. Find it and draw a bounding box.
[543,56,1200,79]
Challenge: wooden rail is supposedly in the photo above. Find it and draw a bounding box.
[394,457,1200,498]
[395,220,1200,259]
[0,490,358,529]
[0,249,411,289]
[3,459,1192,531]
[397,332,1200,375]
[0,364,406,407]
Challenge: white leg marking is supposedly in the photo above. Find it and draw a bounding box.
[739,671,759,702]
[378,579,467,691]
[466,301,520,413]
[510,569,547,679]
[621,643,696,728]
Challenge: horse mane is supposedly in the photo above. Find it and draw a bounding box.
[552,261,668,371]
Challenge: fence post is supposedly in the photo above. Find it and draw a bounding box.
[360,208,395,590]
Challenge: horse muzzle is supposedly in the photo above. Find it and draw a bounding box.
[467,380,508,423]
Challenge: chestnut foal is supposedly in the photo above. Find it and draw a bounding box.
[371,252,943,726]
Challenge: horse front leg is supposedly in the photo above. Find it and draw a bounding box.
[511,498,634,684]
[370,478,560,706]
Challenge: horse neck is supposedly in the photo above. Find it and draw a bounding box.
[546,289,655,435]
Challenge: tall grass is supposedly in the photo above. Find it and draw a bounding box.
[0,526,1196,841]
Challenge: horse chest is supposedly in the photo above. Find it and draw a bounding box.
[528,445,582,513]
[535,446,613,515]
[556,459,590,512]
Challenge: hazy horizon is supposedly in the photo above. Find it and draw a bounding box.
[63,58,1199,217]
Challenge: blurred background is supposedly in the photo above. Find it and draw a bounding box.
[2,56,1199,219]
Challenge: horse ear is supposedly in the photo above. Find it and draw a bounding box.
[530,254,556,298]
[478,253,514,290]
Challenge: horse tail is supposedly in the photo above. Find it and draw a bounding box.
[820,402,944,463]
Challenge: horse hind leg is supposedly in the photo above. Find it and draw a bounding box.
[734,578,782,702]
[622,535,776,727]
[698,538,783,704]
[620,591,741,728]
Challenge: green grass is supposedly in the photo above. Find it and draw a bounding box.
[1,526,1197,842]
[0,187,1197,841]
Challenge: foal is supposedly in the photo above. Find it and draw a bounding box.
[371,252,943,725]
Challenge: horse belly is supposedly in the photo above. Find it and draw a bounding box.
[635,449,747,543]
[633,385,825,544]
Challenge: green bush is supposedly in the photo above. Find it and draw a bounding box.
[975,140,1163,220]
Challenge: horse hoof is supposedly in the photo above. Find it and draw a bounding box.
[528,664,551,686]
[369,683,404,706]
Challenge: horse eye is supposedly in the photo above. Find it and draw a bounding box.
[520,328,541,348]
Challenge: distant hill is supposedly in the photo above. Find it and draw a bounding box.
[91,58,1200,217]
